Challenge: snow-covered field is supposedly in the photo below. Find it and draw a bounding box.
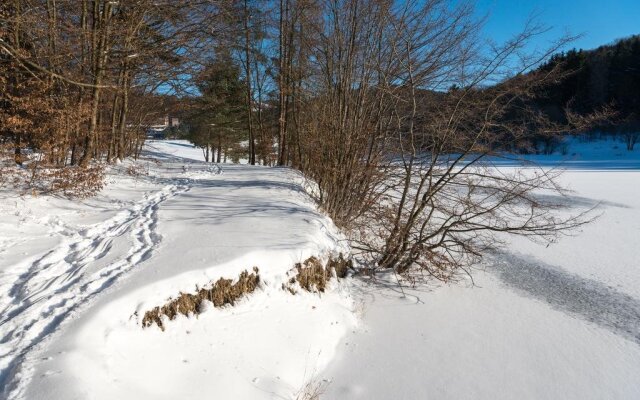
[324,138,640,399]
[1,138,639,399]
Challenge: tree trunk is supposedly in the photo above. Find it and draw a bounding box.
[243,0,256,165]
[254,55,268,165]
[107,93,120,162]
[117,69,130,160]
[216,134,222,163]
[277,0,289,166]
[14,134,22,165]
[79,0,112,166]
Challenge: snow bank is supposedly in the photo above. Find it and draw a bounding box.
[489,135,640,170]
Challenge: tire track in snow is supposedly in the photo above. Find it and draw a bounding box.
[0,183,189,397]
[489,252,640,345]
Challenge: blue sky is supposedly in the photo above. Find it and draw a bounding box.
[475,0,640,51]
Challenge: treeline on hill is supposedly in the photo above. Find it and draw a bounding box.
[1,0,612,277]
[531,35,640,151]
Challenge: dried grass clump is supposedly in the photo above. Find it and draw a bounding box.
[284,254,352,294]
[294,256,329,293]
[326,253,352,279]
[142,267,259,330]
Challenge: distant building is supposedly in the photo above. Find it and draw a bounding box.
[145,115,180,138]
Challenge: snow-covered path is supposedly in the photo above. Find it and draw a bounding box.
[0,183,189,391]
[1,141,355,400]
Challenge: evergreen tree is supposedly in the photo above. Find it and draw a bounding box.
[187,49,248,162]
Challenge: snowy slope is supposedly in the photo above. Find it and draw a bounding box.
[1,141,355,399]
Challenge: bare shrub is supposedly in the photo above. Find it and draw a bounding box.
[326,253,352,279]
[142,268,260,330]
[295,377,330,400]
[0,155,105,198]
[0,144,27,189]
[126,163,149,178]
[286,0,607,281]
[44,165,105,198]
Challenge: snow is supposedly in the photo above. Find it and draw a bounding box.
[1,140,355,399]
[489,135,640,170]
[323,272,640,399]
[1,137,639,399]
[145,139,251,165]
[322,138,640,399]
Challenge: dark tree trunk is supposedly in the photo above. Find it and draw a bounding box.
[14,134,22,165]
[216,134,222,163]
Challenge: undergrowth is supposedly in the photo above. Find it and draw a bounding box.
[142,268,260,330]
[141,253,353,330]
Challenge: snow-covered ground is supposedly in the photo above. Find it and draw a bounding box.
[1,141,354,399]
[1,137,639,399]
[490,135,640,169]
[323,138,640,399]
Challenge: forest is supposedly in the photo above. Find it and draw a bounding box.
[534,34,640,150]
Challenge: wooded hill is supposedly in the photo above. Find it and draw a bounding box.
[536,35,640,138]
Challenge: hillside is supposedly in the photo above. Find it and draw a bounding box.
[535,35,640,134]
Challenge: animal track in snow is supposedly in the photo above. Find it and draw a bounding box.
[0,183,189,393]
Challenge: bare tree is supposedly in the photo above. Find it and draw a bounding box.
[277,0,291,166]
[287,0,607,279]
[242,0,256,165]
[0,0,215,194]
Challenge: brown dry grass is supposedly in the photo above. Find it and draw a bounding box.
[142,267,260,330]
[284,254,352,294]
[142,254,353,330]
[326,253,351,279]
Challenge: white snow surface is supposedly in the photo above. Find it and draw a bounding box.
[489,135,640,169]
[1,140,355,399]
[323,138,640,399]
[1,137,639,399]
